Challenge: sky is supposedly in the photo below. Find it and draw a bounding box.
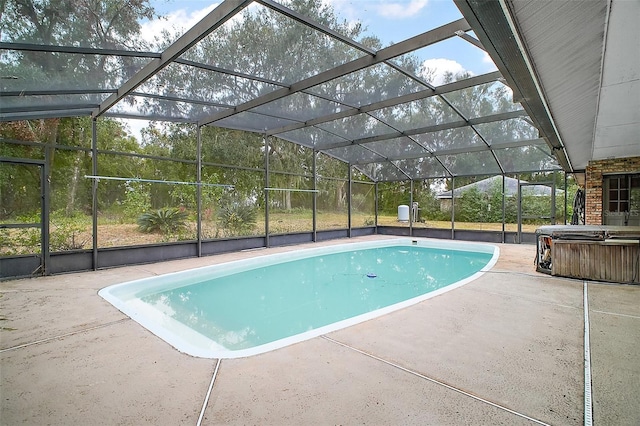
[123,0,496,139]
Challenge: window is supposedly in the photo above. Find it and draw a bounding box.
[603,174,640,226]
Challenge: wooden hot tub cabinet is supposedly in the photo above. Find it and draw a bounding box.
[536,225,640,284]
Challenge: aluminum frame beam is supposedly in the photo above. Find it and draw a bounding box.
[1,89,116,97]
[1,103,99,114]
[0,42,160,58]
[0,109,95,122]
[174,58,290,87]
[455,30,485,51]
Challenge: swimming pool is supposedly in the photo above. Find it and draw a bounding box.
[99,238,499,358]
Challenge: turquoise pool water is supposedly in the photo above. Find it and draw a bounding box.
[99,239,498,358]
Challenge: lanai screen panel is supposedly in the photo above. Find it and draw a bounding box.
[324,145,387,165]
[368,96,461,131]
[0,51,150,92]
[181,2,369,86]
[0,49,150,118]
[390,35,486,86]
[362,137,431,160]
[495,143,559,174]
[0,0,562,180]
[305,63,430,108]
[248,93,344,123]
[356,162,410,182]
[415,127,485,153]
[395,157,450,180]
[474,117,539,144]
[441,151,503,176]
[316,114,398,141]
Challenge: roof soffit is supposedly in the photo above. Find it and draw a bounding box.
[454,0,574,171]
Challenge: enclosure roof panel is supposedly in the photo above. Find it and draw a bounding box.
[394,157,450,180]
[0,0,569,181]
[361,137,430,160]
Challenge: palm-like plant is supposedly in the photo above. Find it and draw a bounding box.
[216,198,257,237]
[137,208,188,234]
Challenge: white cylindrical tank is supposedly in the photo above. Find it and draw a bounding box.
[398,204,409,222]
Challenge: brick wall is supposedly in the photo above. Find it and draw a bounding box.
[585,156,640,225]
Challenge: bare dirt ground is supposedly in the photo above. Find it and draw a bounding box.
[2,213,539,254]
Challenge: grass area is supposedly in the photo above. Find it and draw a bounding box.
[1,210,541,255]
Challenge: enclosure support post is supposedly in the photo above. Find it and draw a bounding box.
[564,172,568,225]
[348,165,352,238]
[409,180,414,237]
[312,150,317,242]
[517,174,522,243]
[196,126,202,257]
[551,171,557,225]
[91,118,98,270]
[42,148,50,275]
[374,182,379,232]
[264,134,270,248]
[450,177,455,240]
[501,175,506,243]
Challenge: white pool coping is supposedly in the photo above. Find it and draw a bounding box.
[99,238,499,359]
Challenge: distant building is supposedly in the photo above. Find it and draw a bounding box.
[436,176,558,212]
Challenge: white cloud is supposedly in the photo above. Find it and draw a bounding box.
[481,51,493,64]
[321,0,367,32]
[420,58,470,86]
[120,118,147,141]
[140,4,220,45]
[377,0,428,19]
[323,0,369,18]
[323,0,427,22]
[481,51,498,72]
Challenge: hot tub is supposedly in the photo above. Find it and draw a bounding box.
[536,225,640,283]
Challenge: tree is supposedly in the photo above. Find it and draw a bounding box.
[2,0,154,47]
[268,138,313,210]
[2,0,158,214]
[316,152,349,212]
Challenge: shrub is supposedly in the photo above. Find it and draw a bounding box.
[0,228,40,255]
[49,213,89,251]
[2,212,42,255]
[137,208,188,234]
[121,181,151,220]
[216,198,257,237]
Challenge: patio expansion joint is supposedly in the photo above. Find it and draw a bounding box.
[197,358,221,426]
[0,317,130,353]
[591,310,640,320]
[583,281,593,426]
[321,335,551,426]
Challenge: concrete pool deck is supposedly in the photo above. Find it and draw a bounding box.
[1,236,639,425]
